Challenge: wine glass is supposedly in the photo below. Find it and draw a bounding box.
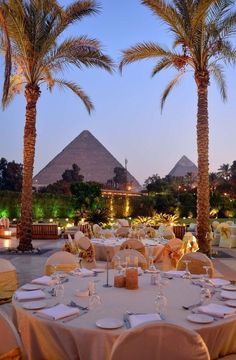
[199,286,212,305]
[75,253,82,271]
[182,260,192,279]
[203,265,211,280]
[55,283,64,299]
[155,289,167,319]
[89,286,102,310]
[115,256,123,274]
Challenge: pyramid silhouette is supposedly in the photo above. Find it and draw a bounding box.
[33,130,141,190]
[168,155,198,177]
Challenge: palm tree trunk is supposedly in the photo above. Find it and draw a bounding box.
[195,71,210,255]
[17,85,40,251]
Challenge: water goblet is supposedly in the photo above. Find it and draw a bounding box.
[155,291,167,319]
[55,283,64,299]
[203,265,211,280]
[115,256,123,274]
[89,287,102,310]
[182,260,192,279]
[75,253,82,270]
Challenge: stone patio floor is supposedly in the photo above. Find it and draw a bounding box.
[0,238,236,316]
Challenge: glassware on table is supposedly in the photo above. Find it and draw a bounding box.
[75,253,82,270]
[203,265,211,280]
[148,256,156,271]
[89,285,102,310]
[115,256,123,274]
[182,260,192,279]
[55,283,65,298]
[199,286,212,305]
[155,289,167,318]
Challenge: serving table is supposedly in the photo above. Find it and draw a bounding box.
[13,272,236,360]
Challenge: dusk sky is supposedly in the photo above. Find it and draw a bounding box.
[1,0,236,185]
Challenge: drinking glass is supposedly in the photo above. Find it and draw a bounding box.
[55,283,64,299]
[115,256,123,274]
[75,253,82,270]
[203,265,211,280]
[89,287,102,310]
[199,286,212,305]
[155,291,167,318]
[182,260,192,279]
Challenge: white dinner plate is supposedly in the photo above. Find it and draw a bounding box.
[92,268,106,273]
[21,284,42,291]
[225,300,236,308]
[96,318,124,329]
[187,314,214,324]
[22,301,47,310]
[222,285,236,291]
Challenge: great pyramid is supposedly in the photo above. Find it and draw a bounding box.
[33,130,141,190]
[168,155,198,177]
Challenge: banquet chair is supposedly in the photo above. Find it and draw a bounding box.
[44,251,77,275]
[0,309,26,360]
[115,227,130,238]
[74,230,84,242]
[177,252,214,277]
[0,259,18,303]
[110,322,210,360]
[218,223,236,248]
[161,238,184,271]
[120,239,146,256]
[111,249,147,270]
[93,224,103,238]
[117,219,129,227]
[162,226,175,240]
[145,227,156,238]
[182,232,199,253]
[76,236,96,269]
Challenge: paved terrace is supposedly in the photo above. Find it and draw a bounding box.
[0,238,236,316]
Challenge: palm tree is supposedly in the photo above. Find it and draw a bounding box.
[120,0,236,254]
[2,0,113,251]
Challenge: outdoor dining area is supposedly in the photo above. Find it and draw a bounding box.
[1,219,236,360]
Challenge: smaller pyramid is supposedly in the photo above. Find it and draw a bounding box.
[168,155,198,177]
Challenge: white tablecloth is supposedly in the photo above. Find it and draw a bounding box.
[13,273,236,360]
[91,238,166,262]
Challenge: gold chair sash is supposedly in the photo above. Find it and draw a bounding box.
[45,264,76,276]
[0,270,17,300]
[0,347,22,360]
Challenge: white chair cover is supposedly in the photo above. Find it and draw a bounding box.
[117,219,129,227]
[74,231,84,242]
[112,249,147,270]
[110,322,210,360]
[0,309,25,358]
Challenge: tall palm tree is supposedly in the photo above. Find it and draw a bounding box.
[120,0,236,254]
[2,0,113,251]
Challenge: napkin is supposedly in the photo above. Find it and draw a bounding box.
[37,304,79,320]
[129,313,161,328]
[15,290,46,301]
[221,290,236,300]
[162,270,185,278]
[32,276,55,286]
[197,303,236,318]
[208,279,230,287]
[78,269,94,277]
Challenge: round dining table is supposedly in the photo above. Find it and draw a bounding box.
[13,271,236,360]
[91,238,166,262]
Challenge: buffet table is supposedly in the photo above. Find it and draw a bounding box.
[91,238,166,262]
[12,272,236,360]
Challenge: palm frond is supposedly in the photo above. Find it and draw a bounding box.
[63,0,99,26]
[53,79,94,113]
[151,57,173,77]
[0,8,11,107]
[161,71,185,112]
[209,62,227,101]
[120,42,170,72]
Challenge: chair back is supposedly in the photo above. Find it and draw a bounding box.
[120,239,145,256]
[182,232,199,253]
[115,227,130,238]
[117,219,129,227]
[177,252,214,277]
[0,309,26,359]
[77,237,96,269]
[74,231,84,242]
[112,249,147,270]
[44,251,77,275]
[110,322,210,360]
[0,259,18,301]
[162,239,184,270]
[145,227,156,238]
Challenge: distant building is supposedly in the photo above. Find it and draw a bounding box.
[33,130,141,191]
[168,155,198,177]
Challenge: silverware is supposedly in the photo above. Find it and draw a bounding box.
[182,302,202,310]
[68,300,89,311]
